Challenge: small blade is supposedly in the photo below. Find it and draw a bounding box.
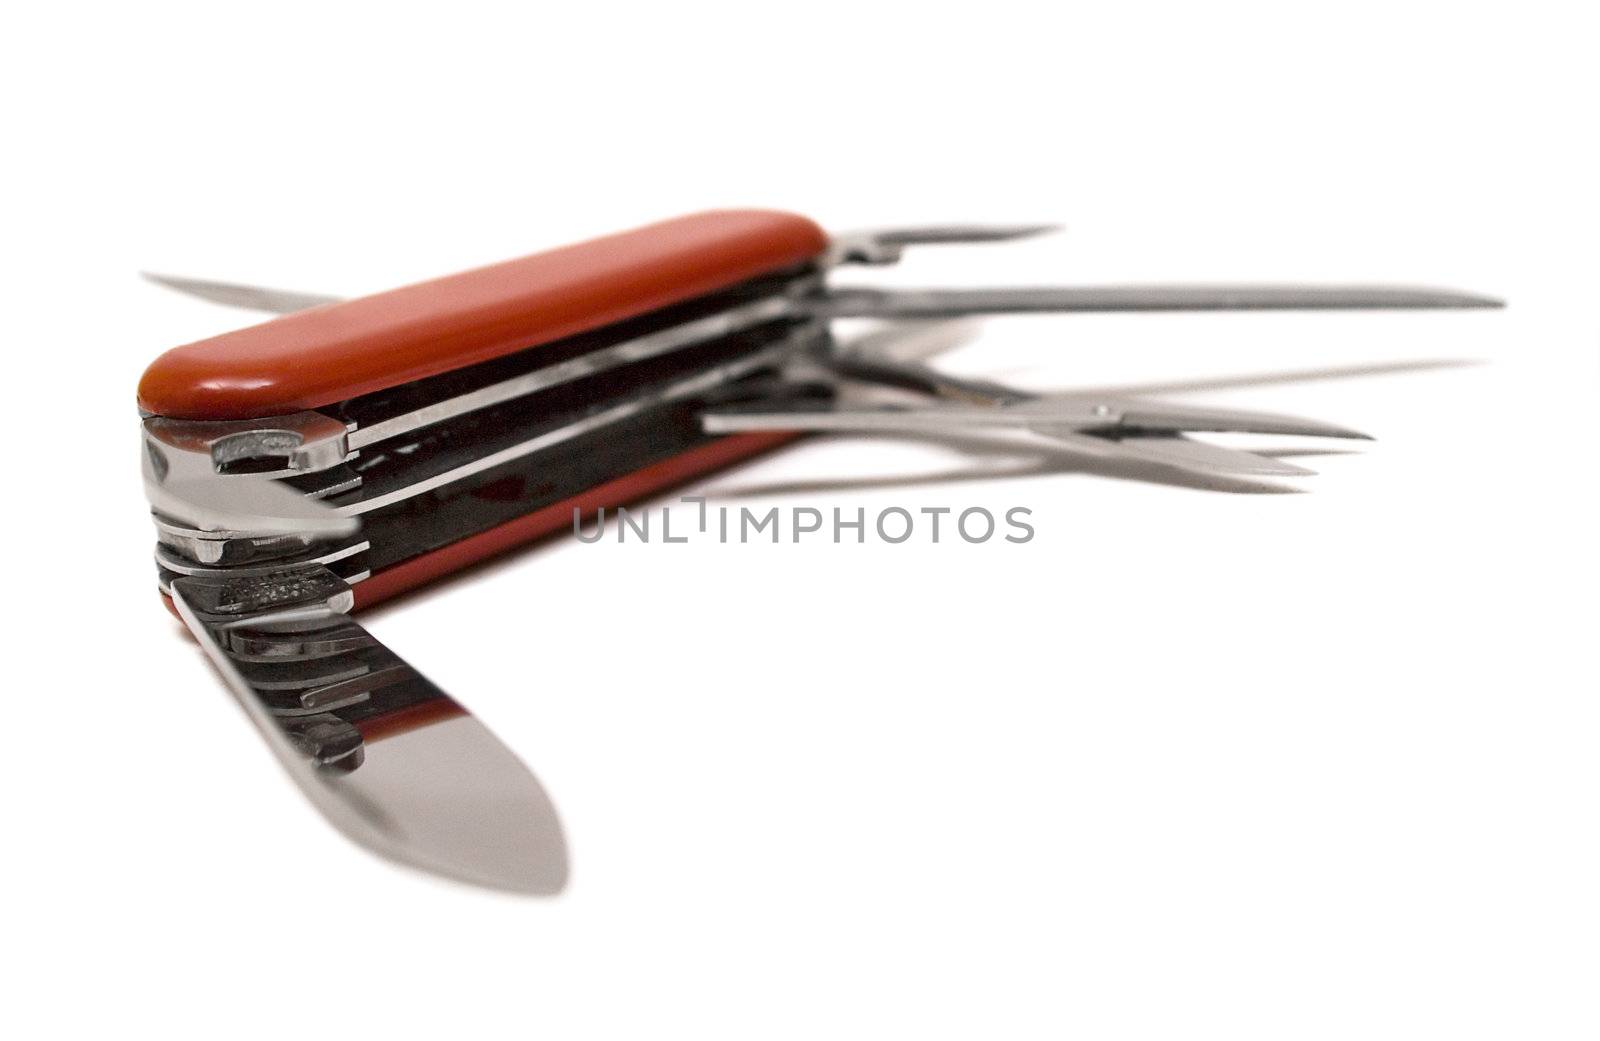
[170,568,567,894]
[818,284,1504,319]
[143,272,343,315]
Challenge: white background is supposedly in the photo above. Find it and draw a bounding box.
[5,3,1597,1038]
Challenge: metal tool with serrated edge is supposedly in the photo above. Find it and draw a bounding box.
[139,210,1501,892]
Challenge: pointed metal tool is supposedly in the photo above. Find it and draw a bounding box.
[700,317,1378,478]
[143,272,342,315]
[701,396,1371,442]
[819,284,1504,319]
[699,402,1348,478]
[170,567,568,894]
[1061,432,1317,478]
[1012,397,1372,440]
[703,403,1326,478]
[146,270,1504,323]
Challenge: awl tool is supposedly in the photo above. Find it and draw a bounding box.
[139,210,1500,891]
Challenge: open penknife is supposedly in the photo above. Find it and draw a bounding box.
[139,209,1500,892]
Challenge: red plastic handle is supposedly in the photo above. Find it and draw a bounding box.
[138,209,828,420]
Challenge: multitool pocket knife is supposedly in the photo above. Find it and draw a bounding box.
[140,210,1499,892]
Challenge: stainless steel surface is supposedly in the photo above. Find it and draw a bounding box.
[154,517,322,566]
[346,295,798,450]
[340,331,818,516]
[156,538,369,578]
[737,327,1380,478]
[701,398,1369,440]
[170,568,568,894]
[142,412,357,538]
[819,284,1504,318]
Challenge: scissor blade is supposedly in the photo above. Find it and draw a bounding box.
[170,569,567,895]
[1079,433,1317,477]
[143,272,343,315]
[819,284,1504,318]
[704,398,1366,440]
[1018,397,1372,440]
[831,224,1060,264]
[702,405,1316,479]
[1010,425,1315,477]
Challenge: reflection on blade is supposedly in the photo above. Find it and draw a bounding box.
[820,284,1505,318]
[142,272,344,315]
[169,567,567,895]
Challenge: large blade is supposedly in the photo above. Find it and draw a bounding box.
[169,568,567,894]
[819,284,1504,318]
[143,272,343,315]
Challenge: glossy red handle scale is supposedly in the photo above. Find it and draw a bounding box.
[138,209,829,419]
[146,210,828,607]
